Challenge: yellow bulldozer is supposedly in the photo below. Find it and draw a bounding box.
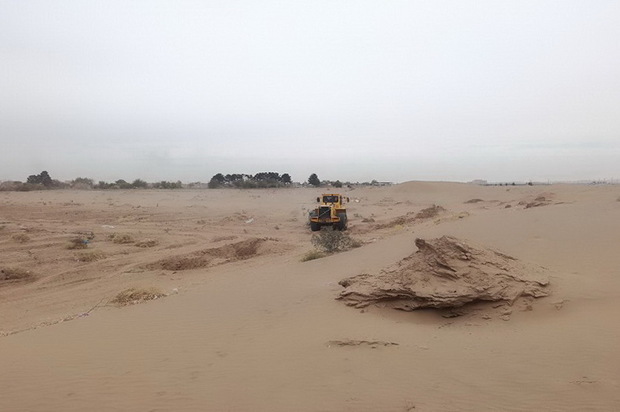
[309,194,349,231]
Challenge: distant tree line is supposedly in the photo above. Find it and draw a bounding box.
[208,172,292,188]
[0,171,67,191]
[0,170,389,192]
[306,173,387,188]
[0,171,185,191]
[93,179,182,189]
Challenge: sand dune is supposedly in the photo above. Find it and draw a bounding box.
[1,183,619,411]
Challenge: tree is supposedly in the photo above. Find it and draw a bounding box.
[333,180,343,188]
[281,173,292,184]
[27,171,53,187]
[132,179,148,188]
[71,177,94,189]
[115,179,132,189]
[212,173,225,184]
[308,173,320,187]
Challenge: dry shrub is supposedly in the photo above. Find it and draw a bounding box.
[67,237,88,249]
[415,205,446,219]
[301,250,327,262]
[0,267,35,282]
[135,239,158,248]
[12,233,30,243]
[76,250,105,262]
[109,233,135,244]
[311,229,362,254]
[111,287,166,306]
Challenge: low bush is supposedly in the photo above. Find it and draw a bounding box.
[311,229,362,254]
[76,250,105,262]
[109,233,135,244]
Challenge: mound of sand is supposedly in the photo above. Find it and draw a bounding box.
[338,236,549,310]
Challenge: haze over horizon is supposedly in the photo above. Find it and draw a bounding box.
[1,1,619,184]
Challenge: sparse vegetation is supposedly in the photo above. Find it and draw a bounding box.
[70,177,94,189]
[415,205,446,219]
[152,180,183,189]
[300,250,327,262]
[109,233,135,244]
[76,250,105,262]
[67,237,89,249]
[135,239,158,248]
[12,233,30,243]
[0,267,35,282]
[0,171,66,191]
[111,287,166,306]
[311,228,362,254]
[94,178,155,189]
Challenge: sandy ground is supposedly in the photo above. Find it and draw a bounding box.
[1,182,619,411]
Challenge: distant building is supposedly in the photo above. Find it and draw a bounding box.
[469,179,488,185]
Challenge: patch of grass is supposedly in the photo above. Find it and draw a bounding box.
[76,250,105,262]
[12,233,30,243]
[111,287,166,306]
[67,237,88,249]
[300,250,327,262]
[0,267,35,282]
[109,233,135,244]
[311,229,362,254]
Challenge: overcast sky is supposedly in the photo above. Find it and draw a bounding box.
[1,1,619,184]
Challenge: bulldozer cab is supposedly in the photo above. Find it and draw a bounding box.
[309,194,349,231]
[316,194,349,205]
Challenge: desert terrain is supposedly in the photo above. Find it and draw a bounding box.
[1,182,619,411]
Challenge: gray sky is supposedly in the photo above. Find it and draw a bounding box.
[1,1,619,184]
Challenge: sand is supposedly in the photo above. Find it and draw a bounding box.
[338,235,550,311]
[1,182,619,411]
